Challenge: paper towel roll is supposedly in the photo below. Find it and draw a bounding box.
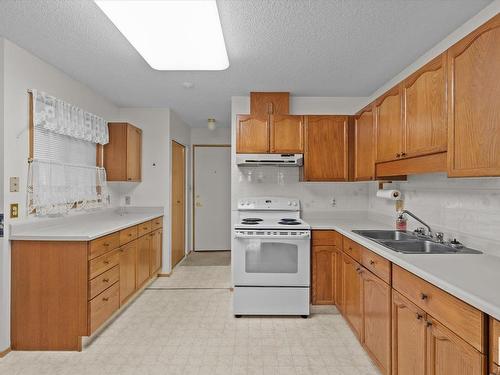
[376,189,401,200]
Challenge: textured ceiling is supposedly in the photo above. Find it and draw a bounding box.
[0,0,492,128]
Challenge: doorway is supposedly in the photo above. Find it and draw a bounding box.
[193,145,231,251]
[171,140,186,268]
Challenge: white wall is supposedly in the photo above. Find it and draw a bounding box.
[110,108,171,273]
[0,38,120,352]
[0,37,6,353]
[191,127,231,145]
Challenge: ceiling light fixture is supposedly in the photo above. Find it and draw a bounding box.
[208,118,216,131]
[95,0,229,71]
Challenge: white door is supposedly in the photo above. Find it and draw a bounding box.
[194,146,231,251]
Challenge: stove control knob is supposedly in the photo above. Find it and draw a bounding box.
[287,201,292,206]
[292,202,297,206]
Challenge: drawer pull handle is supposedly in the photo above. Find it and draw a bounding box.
[420,293,428,300]
[128,233,133,237]
[348,247,353,251]
[369,260,375,265]
[103,278,109,283]
[143,227,148,230]
[102,297,109,302]
[103,243,110,247]
[426,321,432,327]
[415,313,423,320]
[103,260,110,265]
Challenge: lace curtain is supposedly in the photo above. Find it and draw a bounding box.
[28,160,109,216]
[32,89,109,145]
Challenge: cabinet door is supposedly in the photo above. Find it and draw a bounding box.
[104,123,127,181]
[375,87,403,162]
[342,255,363,339]
[236,115,270,153]
[270,115,303,153]
[335,250,344,313]
[136,235,151,287]
[362,270,391,375]
[447,14,500,177]
[303,115,348,181]
[250,92,289,115]
[392,291,427,375]
[119,240,137,305]
[150,229,162,276]
[354,108,375,180]
[311,245,336,305]
[126,124,142,181]
[403,54,447,158]
[427,317,486,375]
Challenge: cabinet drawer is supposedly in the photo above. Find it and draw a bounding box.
[342,237,362,262]
[312,230,341,246]
[120,226,138,245]
[151,217,163,231]
[89,249,119,279]
[491,317,500,366]
[88,282,119,335]
[138,221,152,237]
[361,248,391,284]
[393,265,486,352]
[89,265,120,300]
[88,232,120,260]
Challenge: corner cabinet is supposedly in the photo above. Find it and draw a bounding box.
[302,115,349,181]
[104,122,142,181]
[447,14,500,177]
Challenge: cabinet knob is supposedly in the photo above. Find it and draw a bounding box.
[103,260,109,265]
[420,293,428,300]
[426,321,433,327]
[103,278,109,283]
[415,313,423,320]
[103,243,110,247]
[369,260,375,265]
[396,153,401,158]
[102,297,109,302]
[401,152,407,157]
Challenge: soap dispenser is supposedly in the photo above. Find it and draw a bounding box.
[396,211,407,231]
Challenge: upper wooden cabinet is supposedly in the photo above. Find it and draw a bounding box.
[236,115,270,153]
[375,87,403,163]
[250,92,289,115]
[104,122,142,182]
[303,115,349,181]
[447,14,500,177]
[270,114,304,153]
[402,54,447,158]
[354,107,375,180]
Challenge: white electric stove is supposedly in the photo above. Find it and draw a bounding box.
[232,197,311,317]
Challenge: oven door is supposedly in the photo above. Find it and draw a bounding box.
[233,230,310,286]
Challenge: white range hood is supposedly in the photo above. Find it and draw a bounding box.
[236,153,303,167]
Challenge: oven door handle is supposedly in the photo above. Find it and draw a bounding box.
[234,233,311,240]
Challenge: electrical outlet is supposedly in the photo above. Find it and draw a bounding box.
[10,203,19,218]
[125,196,131,205]
[10,177,19,192]
[330,198,336,207]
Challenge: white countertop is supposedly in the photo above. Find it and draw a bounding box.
[9,207,164,241]
[303,211,500,321]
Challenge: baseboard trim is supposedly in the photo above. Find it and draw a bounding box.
[157,272,171,277]
[0,347,11,358]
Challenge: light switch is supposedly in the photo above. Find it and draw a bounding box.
[10,203,19,219]
[10,177,19,192]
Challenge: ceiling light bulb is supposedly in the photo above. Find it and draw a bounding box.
[208,118,216,131]
[95,0,229,71]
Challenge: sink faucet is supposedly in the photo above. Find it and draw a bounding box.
[400,210,433,237]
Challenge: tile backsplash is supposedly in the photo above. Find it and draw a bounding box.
[368,173,500,256]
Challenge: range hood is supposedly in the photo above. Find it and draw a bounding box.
[236,153,303,166]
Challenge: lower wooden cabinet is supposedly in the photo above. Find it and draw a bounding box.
[342,254,363,339]
[137,234,151,287]
[150,228,162,275]
[335,250,344,313]
[88,282,120,335]
[362,269,391,374]
[119,240,137,304]
[491,318,500,372]
[427,317,486,375]
[312,245,337,304]
[392,291,427,375]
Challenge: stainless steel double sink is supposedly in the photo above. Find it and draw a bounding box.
[351,230,482,254]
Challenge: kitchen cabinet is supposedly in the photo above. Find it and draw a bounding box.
[119,240,137,305]
[136,233,151,287]
[362,269,391,374]
[270,114,303,153]
[236,115,270,153]
[250,92,289,115]
[447,14,500,177]
[311,230,341,305]
[392,290,427,375]
[491,318,500,372]
[354,106,375,180]
[402,54,447,158]
[342,254,363,339]
[104,122,142,181]
[427,317,486,375]
[150,228,162,275]
[335,250,344,313]
[375,86,403,163]
[303,115,349,181]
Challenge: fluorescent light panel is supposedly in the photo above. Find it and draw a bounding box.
[95,0,229,71]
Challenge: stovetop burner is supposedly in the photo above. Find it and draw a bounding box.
[278,219,301,225]
[241,218,263,225]
[280,218,298,222]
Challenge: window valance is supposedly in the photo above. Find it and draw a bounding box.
[31,89,109,145]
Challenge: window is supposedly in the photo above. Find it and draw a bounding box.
[27,90,110,216]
